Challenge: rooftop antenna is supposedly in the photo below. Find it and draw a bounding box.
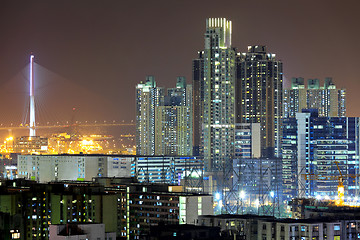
[29,54,36,138]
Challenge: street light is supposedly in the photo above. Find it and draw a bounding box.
[215,192,221,201]
[270,191,275,216]
[214,192,222,214]
[240,190,246,199]
[5,136,14,152]
[239,190,246,214]
[254,199,260,215]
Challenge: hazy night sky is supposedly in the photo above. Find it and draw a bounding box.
[0,0,360,127]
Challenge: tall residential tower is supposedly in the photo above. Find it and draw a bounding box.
[155,77,193,156]
[202,18,236,173]
[236,46,283,158]
[136,76,193,156]
[136,76,163,155]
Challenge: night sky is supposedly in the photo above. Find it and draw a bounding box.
[0,0,360,128]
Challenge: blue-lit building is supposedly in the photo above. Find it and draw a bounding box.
[282,109,360,200]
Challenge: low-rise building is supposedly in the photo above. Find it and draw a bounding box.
[17,154,133,182]
[13,136,48,154]
[0,179,122,240]
[97,178,213,239]
[17,154,203,190]
[0,178,212,240]
[198,214,360,240]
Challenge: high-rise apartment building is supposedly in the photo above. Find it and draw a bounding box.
[155,77,193,156]
[236,46,283,158]
[202,18,236,173]
[136,76,192,156]
[194,20,283,205]
[136,76,163,155]
[283,77,346,118]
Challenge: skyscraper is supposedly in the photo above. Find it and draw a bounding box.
[283,77,346,118]
[155,77,193,156]
[136,76,163,155]
[236,46,283,158]
[202,18,236,174]
[192,52,204,156]
[136,76,192,156]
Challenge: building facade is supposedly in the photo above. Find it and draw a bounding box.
[17,154,132,183]
[202,18,236,174]
[13,136,48,154]
[136,76,193,156]
[198,214,360,240]
[0,180,122,240]
[282,110,360,200]
[126,183,213,238]
[136,76,163,155]
[234,123,261,159]
[17,154,204,189]
[192,51,204,156]
[236,46,283,158]
[283,77,346,118]
[132,155,204,192]
[154,77,193,156]
[0,178,213,240]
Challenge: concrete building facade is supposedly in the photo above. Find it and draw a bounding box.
[17,154,132,183]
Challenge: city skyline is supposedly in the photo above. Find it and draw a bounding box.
[0,0,360,126]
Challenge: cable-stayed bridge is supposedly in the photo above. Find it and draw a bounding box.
[0,55,135,140]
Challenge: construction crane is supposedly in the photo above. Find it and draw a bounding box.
[334,161,345,206]
[302,161,360,206]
